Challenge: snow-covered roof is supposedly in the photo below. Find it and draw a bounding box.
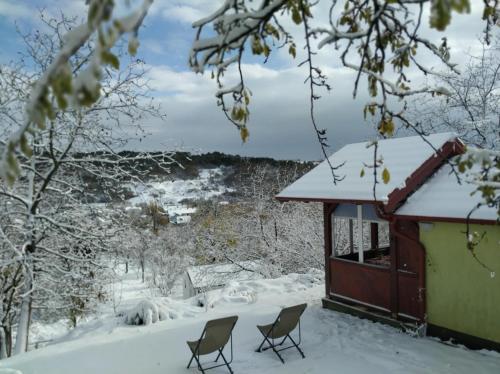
[277,132,459,203]
[395,160,498,222]
[167,205,197,217]
[186,261,262,289]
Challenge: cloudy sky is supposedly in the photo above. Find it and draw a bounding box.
[0,0,489,160]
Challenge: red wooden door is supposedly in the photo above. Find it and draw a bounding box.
[394,220,425,321]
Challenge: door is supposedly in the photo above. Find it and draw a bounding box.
[394,220,425,321]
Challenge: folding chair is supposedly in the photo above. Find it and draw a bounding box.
[187,315,238,374]
[255,303,307,364]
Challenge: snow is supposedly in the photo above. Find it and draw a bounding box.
[165,205,197,216]
[187,261,263,290]
[127,168,232,215]
[122,300,168,326]
[2,267,500,373]
[277,133,458,203]
[396,158,498,221]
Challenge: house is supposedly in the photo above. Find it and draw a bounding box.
[277,132,499,350]
[170,214,192,225]
[183,261,262,299]
[166,205,196,225]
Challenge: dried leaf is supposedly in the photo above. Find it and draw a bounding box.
[240,126,249,143]
[382,168,391,184]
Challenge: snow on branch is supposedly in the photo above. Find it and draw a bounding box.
[0,0,154,186]
[189,0,497,190]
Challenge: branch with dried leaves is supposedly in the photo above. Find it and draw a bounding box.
[190,0,499,215]
[0,0,155,186]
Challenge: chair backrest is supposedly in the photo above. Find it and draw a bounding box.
[198,315,238,355]
[269,303,307,339]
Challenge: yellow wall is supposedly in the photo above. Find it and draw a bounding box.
[421,222,500,343]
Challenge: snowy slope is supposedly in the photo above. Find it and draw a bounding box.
[2,271,500,374]
[128,169,232,206]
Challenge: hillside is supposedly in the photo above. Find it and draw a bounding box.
[80,151,314,204]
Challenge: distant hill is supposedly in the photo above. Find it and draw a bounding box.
[76,151,315,203]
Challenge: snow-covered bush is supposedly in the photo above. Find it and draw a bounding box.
[122,300,168,326]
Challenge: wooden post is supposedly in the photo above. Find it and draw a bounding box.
[357,205,364,263]
[348,219,354,254]
[323,203,332,297]
[331,217,336,257]
[390,221,399,318]
[370,222,379,249]
[323,203,338,298]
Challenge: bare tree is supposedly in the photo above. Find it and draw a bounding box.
[0,12,173,356]
[147,228,191,296]
[192,163,324,276]
[410,37,500,150]
[408,37,500,231]
[0,0,155,185]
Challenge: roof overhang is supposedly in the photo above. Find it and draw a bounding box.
[384,138,465,212]
[276,136,466,216]
[275,196,382,204]
[393,214,498,226]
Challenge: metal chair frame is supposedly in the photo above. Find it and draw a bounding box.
[255,307,306,363]
[187,319,237,374]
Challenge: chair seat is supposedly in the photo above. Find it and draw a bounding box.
[187,337,220,355]
[187,340,198,352]
[257,323,287,339]
[257,324,273,335]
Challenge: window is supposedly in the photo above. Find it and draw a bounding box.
[331,205,391,268]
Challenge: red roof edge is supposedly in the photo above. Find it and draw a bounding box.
[392,214,497,225]
[385,137,466,213]
[275,196,377,204]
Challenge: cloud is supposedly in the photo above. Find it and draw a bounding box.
[0,0,34,20]
[132,0,493,160]
[133,59,376,160]
[1,0,495,161]
[150,0,221,25]
[146,65,213,97]
[0,0,88,29]
[162,5,204,24]
[142,39,167,55]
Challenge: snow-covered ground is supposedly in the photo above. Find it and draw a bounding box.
[128,169,232,215]
[2,269,500,374]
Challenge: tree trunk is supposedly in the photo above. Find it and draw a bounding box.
[14,149,36,355]
[5,326,12,357]
[0,298,7,359]
[141,259,145,283]
[0,327,7,359]
[0,300,6,359]
[13,266,33,355]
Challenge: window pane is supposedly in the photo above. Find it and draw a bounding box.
[350,219,372,252]
[378,222,390,247]
[332,215,390,261]
[332,217,350,256]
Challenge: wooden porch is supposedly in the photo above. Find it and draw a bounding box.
[323,202,426,324]
[321,297,424,334]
